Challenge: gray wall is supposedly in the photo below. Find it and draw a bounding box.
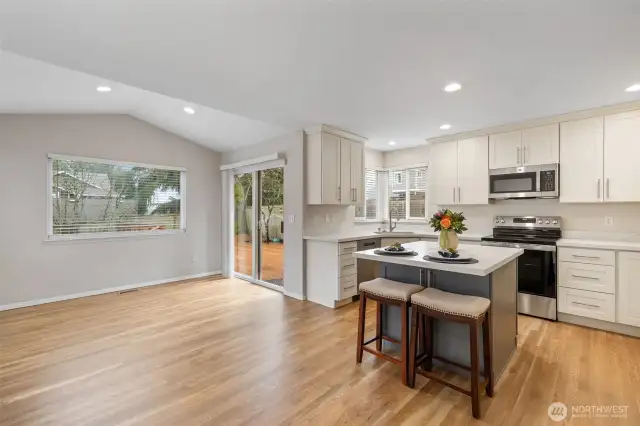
[0,114,221,307]
[221,131,305,298]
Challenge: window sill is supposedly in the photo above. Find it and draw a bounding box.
[45,229,186,242]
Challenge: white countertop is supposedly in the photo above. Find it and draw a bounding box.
[303,231,487,243]
[352,241,523,277]
[557,238,640,252]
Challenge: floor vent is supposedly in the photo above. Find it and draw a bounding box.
[118,288,140,295]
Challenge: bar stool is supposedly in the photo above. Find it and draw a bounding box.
[356,278,424,385]
[408,288,493,419]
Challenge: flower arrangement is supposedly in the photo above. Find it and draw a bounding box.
[429,209,468,234]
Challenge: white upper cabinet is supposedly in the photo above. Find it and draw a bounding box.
[604,110,640,202]
[457,136,489,205]
[617,251,640,327]
[560,117,604,203]
[350,141,364,205]
[489,124,559,169]
[521,124,559,166]
[428,141,457,205]
[339,138,352,205]
[429,137,489,205]
[306,126,365,205]
[489,130,521,169]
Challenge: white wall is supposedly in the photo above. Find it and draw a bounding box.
[0,115,222,308]
[383,144,429,169]
[221,131,305,299]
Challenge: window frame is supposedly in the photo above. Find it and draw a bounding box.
[46,154,187,241]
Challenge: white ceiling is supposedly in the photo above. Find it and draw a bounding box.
[0,51,291,152]
[1,0,640,151]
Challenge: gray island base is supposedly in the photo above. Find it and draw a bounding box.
[353,242,523,384]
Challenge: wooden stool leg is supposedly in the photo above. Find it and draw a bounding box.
[408,306,419,388]
[423,316,434,371]
[376,302,383,351]
[483,311,494,397]
[400,301,409,386]
[469,320,481,419]
[356,293,367,363]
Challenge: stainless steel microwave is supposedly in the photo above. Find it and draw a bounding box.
[489,164,559,199]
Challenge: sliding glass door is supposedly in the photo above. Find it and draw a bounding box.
[233,167,284,289]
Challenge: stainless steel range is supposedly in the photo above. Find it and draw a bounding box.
[481,215,562,321]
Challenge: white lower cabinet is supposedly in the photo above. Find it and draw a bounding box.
[306,240,359,308]
[617,251,640,327]
[558,287,616,323]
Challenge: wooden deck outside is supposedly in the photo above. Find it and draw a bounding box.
[234,234,284,283]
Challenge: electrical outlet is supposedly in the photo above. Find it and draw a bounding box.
[604,216,614,227]
[191,255,198,263]
[288,214,295,224]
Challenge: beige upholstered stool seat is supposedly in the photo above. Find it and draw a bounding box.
[359,278,424,302]
[411,288,490,319]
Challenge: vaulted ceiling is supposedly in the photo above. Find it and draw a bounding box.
[1,0,640,151]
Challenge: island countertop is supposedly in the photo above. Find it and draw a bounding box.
[353,241,523,276]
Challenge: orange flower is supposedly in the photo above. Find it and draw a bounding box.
[440,216,452,229]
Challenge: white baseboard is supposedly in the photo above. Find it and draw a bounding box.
[0,271,222,312]
[284,290,305,301]
[558,313,640,338]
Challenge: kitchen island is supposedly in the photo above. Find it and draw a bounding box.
[353,241,523,383]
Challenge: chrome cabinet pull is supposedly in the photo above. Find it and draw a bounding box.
[572,301,600,309]
[457,187,461,203]
[338,186,341,201]
[571,255,600,259]
[597,178,601,199]
[453,187,456,203]
[606,178,610,199]
[516,147,521,164]
[571,274,599,280]
[523,146,527,164]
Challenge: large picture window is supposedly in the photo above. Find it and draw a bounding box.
[47,155,185,239]
[355,169,380,220]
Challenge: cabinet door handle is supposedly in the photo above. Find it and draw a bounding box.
[523,146,527,164]
[597,178,601,199]
[571,255,600,259]
[354,188,357,202]
[572,301,600,309]
[343,285,356,291]
[606,178,610,199]
[363,242,376,247]
[516,147,521,165]
[338,186,341,202]
[457,187,461,203]
[571,274,599,280]
[453,187,456,203]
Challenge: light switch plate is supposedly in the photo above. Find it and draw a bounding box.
[288,214,295,224]
[604,216,614,227]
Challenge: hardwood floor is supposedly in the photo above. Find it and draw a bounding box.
[1,278,639,425]
[234,234,284,282]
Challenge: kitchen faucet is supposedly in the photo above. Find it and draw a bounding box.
[388,207,399,232]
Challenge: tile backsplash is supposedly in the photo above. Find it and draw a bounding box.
[305,199,640,239]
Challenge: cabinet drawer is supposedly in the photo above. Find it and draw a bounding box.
[558,287,615,322]
[558,262,615,294]
[339,275,358,300]
[558,247,615,266]
[339,241,357,255]
[339,254,357,277]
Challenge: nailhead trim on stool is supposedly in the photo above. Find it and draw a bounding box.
[411,288,490,319]
[359,278,424,302]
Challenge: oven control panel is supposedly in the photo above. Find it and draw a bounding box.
[494,216,562,229]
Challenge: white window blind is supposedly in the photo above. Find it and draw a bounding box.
[355,169,380,220]
[389,170,407,220]
[48,155,185,238]
[388,167,428,220]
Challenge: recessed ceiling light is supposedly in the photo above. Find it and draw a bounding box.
[388,140,397,146]
[96,86,112,93]
[444,82,462,92]
[626,84,640,92]
[183,106,196,115]
[440,124,452,130]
